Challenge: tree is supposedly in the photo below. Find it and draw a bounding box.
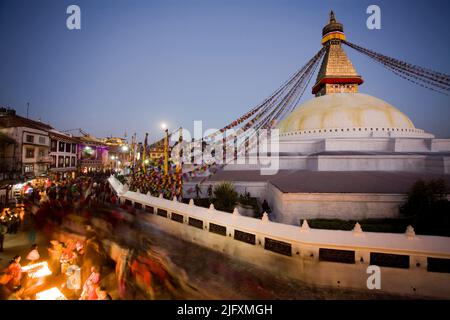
[212,182,238,213]
[400,179,450,236]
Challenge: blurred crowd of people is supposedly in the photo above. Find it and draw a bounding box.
[1,171,195,300]
[128,161,183,200]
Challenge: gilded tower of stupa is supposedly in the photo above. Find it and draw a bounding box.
[312,11,364,97]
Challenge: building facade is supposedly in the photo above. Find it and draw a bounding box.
[48,130,80,178]
[0,108,52,178]
[76,135,109,172]
[102,137,130,169]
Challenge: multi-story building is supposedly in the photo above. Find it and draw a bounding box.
[76,134,109,172]
[0,108,52,178]
[102,136,130,169]
[48,130,80,179]
[0,131,17,208]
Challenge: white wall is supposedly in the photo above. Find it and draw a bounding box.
[431,139,450,152]
[109,176,450,299]
[266,183,403,224]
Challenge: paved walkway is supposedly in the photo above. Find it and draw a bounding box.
[1,207,411,300]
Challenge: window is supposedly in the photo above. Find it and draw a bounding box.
[26,135,34,143]
[58,156,64,167]
[65,143,71,153]
[38,136,46,144]
[24,164,34,173]
[72,144,76,154]
[25,148,35,158]
[71,156,76,167]
[52,155,56,167]
[51,140,57,152]
[59,142,65,152]
[38,149,45,157]
[65,156,70,167]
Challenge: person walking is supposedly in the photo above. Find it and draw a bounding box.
[2,255,23,291]
[0,222,7,252]
[261,199,271,213]
[25,244,40,265]
[207,185,213,200]
[80,266,100,300]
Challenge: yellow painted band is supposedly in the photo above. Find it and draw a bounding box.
[322,32,346,44]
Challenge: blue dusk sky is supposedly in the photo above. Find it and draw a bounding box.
[0,0,449,142]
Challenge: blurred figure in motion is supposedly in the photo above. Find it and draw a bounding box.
[48,240,63,275]
[25,244,40,265]
[96,286,112,300]
[130,252,155,299]
[65,263,82,299]
[0,221,6,252]
[2,255,22,291]
[80,266,100,300]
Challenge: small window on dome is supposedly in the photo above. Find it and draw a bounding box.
[359,128,361,131]
[341,129,344,132]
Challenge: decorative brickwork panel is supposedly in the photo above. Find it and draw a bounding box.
[319,248,355,264]
[171,212,184,223]
[370,252,409,269]
[234,230,256,245]
[264,238,292,256]
[157,209,168,218]
[188,217,203,229]
[209,223,226,236]
[427,257,450,273]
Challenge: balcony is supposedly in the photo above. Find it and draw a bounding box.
[37,156,53,163]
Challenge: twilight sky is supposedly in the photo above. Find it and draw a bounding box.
[1,0,449,142]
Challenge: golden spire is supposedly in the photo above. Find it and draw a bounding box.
[312,11,364,96]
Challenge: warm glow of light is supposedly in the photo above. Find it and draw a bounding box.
[144,159,149,164]
[36,287,66,300]
[21,261,47,272]
[22,261,52,279]
[31,265,52,278]
[161,123,167,130]
[121,145,129,152]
